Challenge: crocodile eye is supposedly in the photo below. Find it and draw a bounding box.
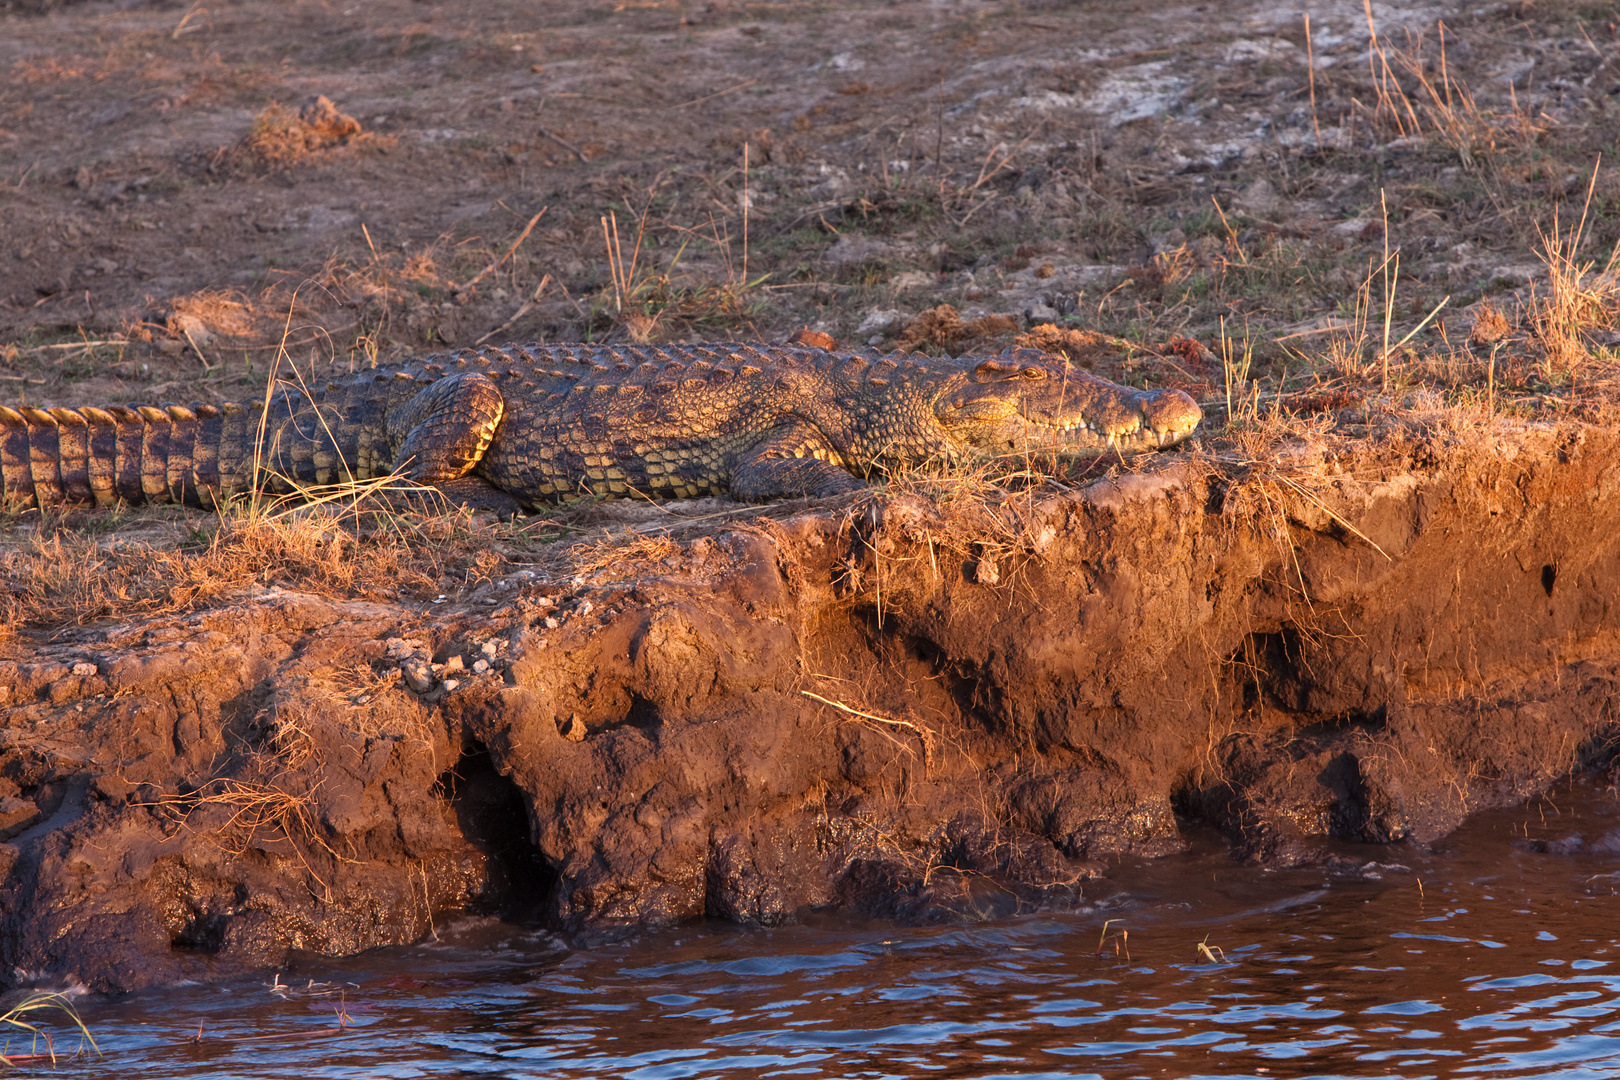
[972,358,1020,379]
[1018,367,1047,380]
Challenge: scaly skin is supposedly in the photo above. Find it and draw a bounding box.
[0,341,1202,511]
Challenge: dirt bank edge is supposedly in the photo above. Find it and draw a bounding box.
[3,421,1619,991]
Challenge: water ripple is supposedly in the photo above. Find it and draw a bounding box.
[49,780,1620,1079]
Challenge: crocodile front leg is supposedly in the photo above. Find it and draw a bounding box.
[388,373,505,481]
[729,421,865,500]
[386,372,520,516]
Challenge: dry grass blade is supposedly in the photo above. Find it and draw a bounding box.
[1096,918,1131,961]
[477,272,552,346]
[671,78,757,110]
[0,991,100,1064]
[1380,189,1398,390]
[1273,475,1393,562]
[1210,196,1248,267]
[1387,295,1450,358]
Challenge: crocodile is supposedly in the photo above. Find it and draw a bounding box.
[0,339,1201,513]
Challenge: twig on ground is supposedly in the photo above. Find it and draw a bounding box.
[455,206,548,293]
[537,128,588,163]
[672,79,757,109]
[476,273,553,345]
[181,326,214,371]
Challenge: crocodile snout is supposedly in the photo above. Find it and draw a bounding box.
[1140,388,1202,447]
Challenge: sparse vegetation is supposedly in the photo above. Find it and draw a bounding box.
[1,0,1617,428]
[1195,936,1229,965]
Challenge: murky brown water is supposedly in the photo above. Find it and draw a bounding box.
[33,779,1620,1079]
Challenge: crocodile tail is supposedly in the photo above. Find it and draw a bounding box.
[0,401,256,510]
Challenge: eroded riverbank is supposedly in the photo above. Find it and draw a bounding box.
[2,418,1617,992]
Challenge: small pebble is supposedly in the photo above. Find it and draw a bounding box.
[481,642,498,657]
[71,662,97,677]
[544,617,559,629]
[385,637,424,660]
[442,679,460,692]
[472,659,490,674]
[402,661,435,694]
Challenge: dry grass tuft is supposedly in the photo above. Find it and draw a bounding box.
[1531,201,1620,382]
[896,305,1019,355]
[1362,18,1541,166]
[593,196,773,344]
[1013,325,1132,369]
[165,288,258,364]
[1468,301,1514,347]
[275,664,441,774]
[167,288,256,339]
[0,503,506,635]
[569,532,682,580]
[238,95,366,168]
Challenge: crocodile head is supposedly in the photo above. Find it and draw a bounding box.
[933,350,1202,457]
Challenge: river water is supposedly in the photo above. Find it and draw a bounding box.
[26,778,1620,1079]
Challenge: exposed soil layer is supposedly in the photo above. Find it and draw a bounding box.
[2,423,1618,992]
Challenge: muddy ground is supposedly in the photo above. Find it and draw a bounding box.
[4,0,1620,991]
[5,0,1620,387]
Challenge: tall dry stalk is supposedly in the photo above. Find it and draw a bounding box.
[1304,13,1323,152]
[1380,189,1398,390]
[742,141,750,286]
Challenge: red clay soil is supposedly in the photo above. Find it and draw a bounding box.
[2,421,1617,991]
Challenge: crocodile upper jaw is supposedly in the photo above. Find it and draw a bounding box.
[1019,388,1203,451]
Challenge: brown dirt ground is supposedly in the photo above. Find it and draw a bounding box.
[5,0,1620,991]
[4,0,1620,408]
